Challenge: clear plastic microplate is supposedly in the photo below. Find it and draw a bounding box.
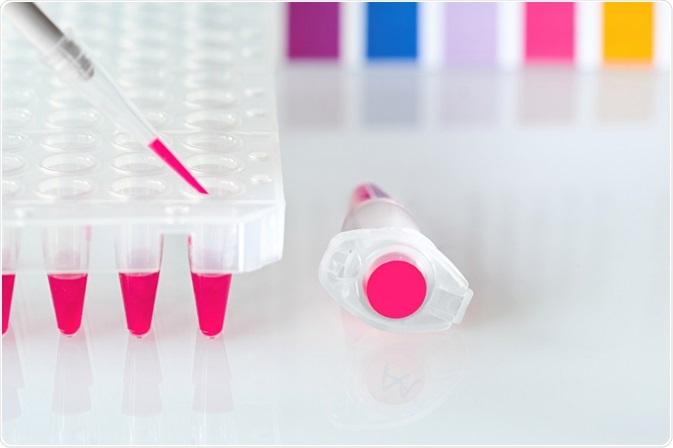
[1,2,285,337]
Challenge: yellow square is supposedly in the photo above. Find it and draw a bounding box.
[603,2,654,64]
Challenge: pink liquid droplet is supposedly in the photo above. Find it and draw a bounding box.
[190,273,232,337]
[2,274,16,335]
[47,273,88,336]
[119,272,160,337]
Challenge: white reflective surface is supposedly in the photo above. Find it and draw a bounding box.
[2,68,670,445]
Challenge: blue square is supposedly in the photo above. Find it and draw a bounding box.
[367,3,418,60]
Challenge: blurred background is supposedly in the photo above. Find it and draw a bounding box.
[2,2,670,446]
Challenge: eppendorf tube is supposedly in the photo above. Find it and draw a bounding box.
[2,227,20,335]
[188,224,237,337]
[319,184,473,333]
[43,226,91,336]
[115,225,164,337]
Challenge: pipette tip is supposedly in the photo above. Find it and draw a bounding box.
[148,138,208,195]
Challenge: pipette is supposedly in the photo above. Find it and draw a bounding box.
[3,2,208,194]
[319,184,473,332]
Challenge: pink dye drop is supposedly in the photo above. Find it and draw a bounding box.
[119,272,160,337]
[47,273,88,336]
[2,274,16,335]
[190,273,232,337]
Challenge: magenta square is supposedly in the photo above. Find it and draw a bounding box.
[287,3,340,59]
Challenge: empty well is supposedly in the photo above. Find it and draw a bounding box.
[184,110,241,130]
[42,131,100,151]
[250,174,273,185]
[112,153,165,174]
[47,90,89,108]
[126,88,174,108]
[121,30,172,50]
[245,108,267,118]
[118,69,173,87]
[2,132,31,151]
[185,51,235,69]
[2,179,21,198]
[184,132,242,152]
[244,87,265,97]
[2,154,26,175]
[40,153,99,174]
[184,30,234,48]
[145,111,173,129]
[185,89,238,108]
[186,154,243,174]
[247,151,269,161]
[2,88,37,107]
[118,49,171,68]
[2,109,32,129]
[184,71,238,88]
[37,178,95,198]
[112,178,168,198]
[46,108,102,129]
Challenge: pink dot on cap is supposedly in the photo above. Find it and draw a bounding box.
[364,259,427,319]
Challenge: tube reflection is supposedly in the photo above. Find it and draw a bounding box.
[50,330,96,444]
[191,332,235,445]
[1,329,25,444]
[324,312,468,429]
[121,331,163,444]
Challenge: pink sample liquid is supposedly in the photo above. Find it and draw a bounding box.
[190,273,232,337]
[149,138,208,194]
[2,274,16,335]
[47,273,88,336]
[119,272,160,337]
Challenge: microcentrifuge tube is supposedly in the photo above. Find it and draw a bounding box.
[2,274,16,335]
[48,273,88,336]
[43,226,91,336]
[319,184,473,333]
[190,273,232,338]
[114,226,164,337]
[188,232,233,338]
[2,227,20,335]
[119,272,160,337]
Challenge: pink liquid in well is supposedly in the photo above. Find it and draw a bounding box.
[190,273,232,337]
[47,273,88,336]
[119,272,160,337]
[2,274,16,335]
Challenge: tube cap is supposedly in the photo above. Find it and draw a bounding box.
[364,258,427,319]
